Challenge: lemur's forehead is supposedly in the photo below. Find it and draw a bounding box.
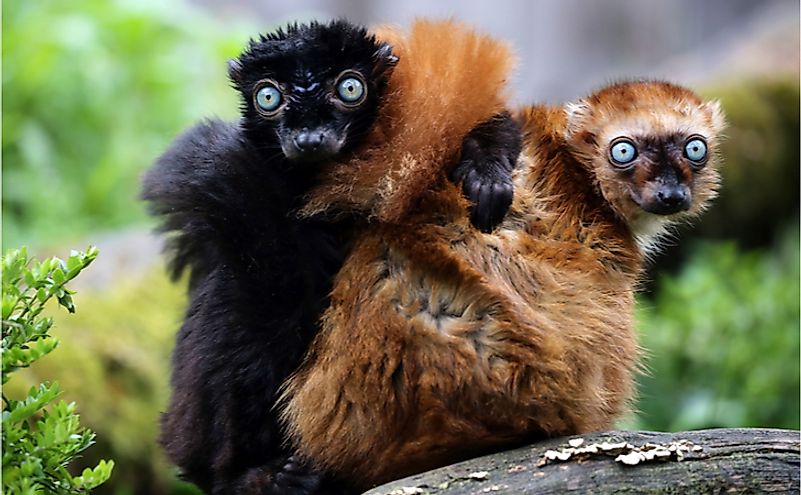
[597,101,719,145]
[241,46,372,86]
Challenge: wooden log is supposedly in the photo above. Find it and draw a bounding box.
[364,428,800,494]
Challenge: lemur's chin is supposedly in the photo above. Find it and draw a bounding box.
[281,131,348,163]
[281,141,344,163]
[285,148,338,163]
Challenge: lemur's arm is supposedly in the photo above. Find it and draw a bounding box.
[450,111,523,232]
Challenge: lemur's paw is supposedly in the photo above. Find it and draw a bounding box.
[235,457,324,495]
[450,112,522,233]
[452,158,514,233]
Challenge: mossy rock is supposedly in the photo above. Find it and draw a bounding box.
[698,78,800,246]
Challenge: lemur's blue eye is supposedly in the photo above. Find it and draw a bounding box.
[336,76,365,104]
[255,84,282,112]
[610,139,637,166]
[684,137,708,163]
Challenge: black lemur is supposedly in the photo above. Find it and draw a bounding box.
[141,20,522,494]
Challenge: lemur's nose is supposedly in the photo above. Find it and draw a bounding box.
[294,130,324,151]
[657,187,686,206]
[655,185,690,213]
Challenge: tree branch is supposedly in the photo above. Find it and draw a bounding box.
[364,428,800,494]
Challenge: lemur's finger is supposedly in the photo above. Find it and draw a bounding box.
[464,169,482,202]
[474,183,495,232]
[489,182,513,229]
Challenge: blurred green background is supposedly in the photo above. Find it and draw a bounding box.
[2,0,798,494]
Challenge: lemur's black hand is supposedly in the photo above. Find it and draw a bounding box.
[450,112,523,233]
[233,456,330,495]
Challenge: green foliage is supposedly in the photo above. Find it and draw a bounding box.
[634,225,800,431]
[2,246,114,494]
[2,0,249,249]
[4,267,189,495]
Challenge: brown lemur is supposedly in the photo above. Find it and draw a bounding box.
[281,80,725,489]
[141,19,520,495]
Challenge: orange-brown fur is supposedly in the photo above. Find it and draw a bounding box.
[283,82,724,489]
[301,19,515,222]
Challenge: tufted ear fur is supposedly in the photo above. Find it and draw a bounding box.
[703,99,727,135]
[373,43,399,79]
[564,100,592,141]
[227,58,244,86]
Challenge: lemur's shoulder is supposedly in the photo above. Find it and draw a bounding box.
[141,118,251,202]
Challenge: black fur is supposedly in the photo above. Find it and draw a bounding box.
[142,118,351,494]
[450,112,523,232]
[142,21,396,495]
[142,20,522,495]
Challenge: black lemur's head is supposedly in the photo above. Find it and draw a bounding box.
[229,20,398,163]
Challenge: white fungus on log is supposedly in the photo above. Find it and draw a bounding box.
[538,438,703,467]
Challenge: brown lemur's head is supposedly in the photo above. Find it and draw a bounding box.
[564,81,725,245]
[229,20,398,165]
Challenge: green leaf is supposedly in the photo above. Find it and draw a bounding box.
[4,382,60,424]
[23,271,35,288]
[85,246,100,260]
[3,339,60,382]
[2,293,18,320]
[32,317,54,336]
[65,254,81,274]
[52,268,65,285]
[1,253,23,286]
[72,460,114,490]
[57,293,75,313]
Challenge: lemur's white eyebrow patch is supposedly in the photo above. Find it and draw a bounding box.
[293,82,321,94]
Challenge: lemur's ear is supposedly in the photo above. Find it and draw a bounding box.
[228,58,244,85]
[564,100,592,140]
[373,43,399,79]
[703,99,727,134]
